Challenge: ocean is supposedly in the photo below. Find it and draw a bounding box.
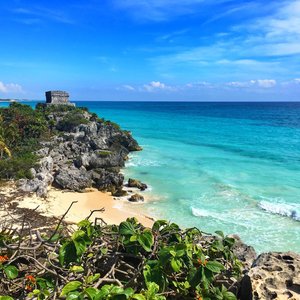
[3,101,300,253]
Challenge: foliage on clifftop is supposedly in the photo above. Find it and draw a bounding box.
[0,103,123,180]
[0,206,241,300]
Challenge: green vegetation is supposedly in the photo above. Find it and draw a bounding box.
[0,216,241,299]
[56,112,89,132]
[0,103,123,180]
[0,103,48,179]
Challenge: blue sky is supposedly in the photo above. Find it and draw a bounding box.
[1,0,300,101]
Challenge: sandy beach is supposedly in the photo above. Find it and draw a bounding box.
[0,184,154,228]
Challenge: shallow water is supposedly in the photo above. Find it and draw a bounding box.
[3,101,300,252]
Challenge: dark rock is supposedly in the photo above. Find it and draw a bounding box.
[229,234,257,272]
[55,168,92,191]
[128,178,148,191]
[128,193,144,202]
[91,169,124,191]
[108,134,142,152]
[111,187,128,197]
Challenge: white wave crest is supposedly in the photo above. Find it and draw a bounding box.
[258,201,300,221]
[191,207,212,218]
[126,158,161,167]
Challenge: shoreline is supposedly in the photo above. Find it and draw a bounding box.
[0,184,154,228]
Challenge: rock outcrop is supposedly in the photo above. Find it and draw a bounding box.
[239,252,300,300]
[18,107,141,197]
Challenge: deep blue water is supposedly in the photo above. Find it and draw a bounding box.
[3,101,300,252]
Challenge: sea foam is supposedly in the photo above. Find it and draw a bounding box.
[258,201,300,221]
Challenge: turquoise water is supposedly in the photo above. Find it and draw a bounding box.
[2,101,300,252]
[79,101,300,253]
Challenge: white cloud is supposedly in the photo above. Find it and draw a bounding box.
[226,79,276,89]
[256,79,276,88]
[294,78,300,84]
[122,84,135,91]
[0,81,23,93]
[143,81,174,92]
[113,0,232,22]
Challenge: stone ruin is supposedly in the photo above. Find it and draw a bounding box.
[45,91,75,106]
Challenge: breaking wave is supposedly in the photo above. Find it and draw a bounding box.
[258,201,300,221]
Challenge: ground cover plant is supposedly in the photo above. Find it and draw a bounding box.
[0,203,241,299]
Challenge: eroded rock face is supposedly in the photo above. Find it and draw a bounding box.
[230,234,257,272]
[18,110,141,195]
[240,252,300,300]
[55,168,93,191]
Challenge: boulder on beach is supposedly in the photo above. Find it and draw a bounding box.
[128,178,147,191]
[128,193,144,202]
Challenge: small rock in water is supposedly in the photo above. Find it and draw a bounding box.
[128,193,144,202]
[128,178,147,191]
[112,187,128,197]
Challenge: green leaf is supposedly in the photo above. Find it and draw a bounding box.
[70,266,84,273]
[4,265,18,279]
[59,241,78,266]
[66,291,81,300]
[0,297,14,300]
[137,230,154,252]
[84,287,98,299]
[77,220,91,228]
[85,273,100,284]
[132,295,146,300]
[215,230,224,238]
[100,247,108,255]
[224,237,235,248]
[129,235,138,242]
[188,267,202,288]
[170,258,182,272]
[73,238,87,256]
[60,281,82,297]
[119,221,136,236]
[223,290,237,300]
[205,261,225,273]
[143,265,167,292]
[123,288,134,297]
[152,220,168,232]
[49,233,60,242]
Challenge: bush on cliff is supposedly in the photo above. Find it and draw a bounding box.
[0,215,241,299]
[56,111,89,132]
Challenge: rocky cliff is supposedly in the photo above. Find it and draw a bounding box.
[18,105,141,197]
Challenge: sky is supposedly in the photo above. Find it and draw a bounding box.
[1,0,300,101]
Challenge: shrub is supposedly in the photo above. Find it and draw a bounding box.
[0,217,241,299]
[56,112,89,131]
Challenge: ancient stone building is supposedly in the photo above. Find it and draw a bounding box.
[45,91,74,106]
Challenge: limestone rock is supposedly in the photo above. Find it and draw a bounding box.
[91,169,124,191]
[19,107,143,197]
[128,193,144,202]
[128,178,148,191]
[244,252,300,300]
[55,168,92,191]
